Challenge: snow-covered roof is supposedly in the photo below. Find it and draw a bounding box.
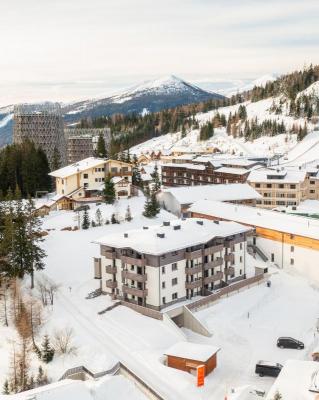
[248,168,307,183]
[94,218,251,255]
[189,200,319,240]
[266,360,319,400]
[163,163,206,170]
[220,158,260,167]
[159,183,261,204]
[215,167,250,175]
[164,341,220,362]
[49,157,107,178]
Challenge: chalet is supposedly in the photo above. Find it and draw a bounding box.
[189,200,319,283]
[49,157,132,208]
[93,218,253,310]
[164,342,220,376]
[157,183,261,216]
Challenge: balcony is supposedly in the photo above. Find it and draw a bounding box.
[225,237,243,247]
[185,279,202,290]
[225,266,235,276]
[101,249,116,259]
[105,265,117,274]
[121,270,147,283]
[203,271,223,285]
[204,258,223,270]
[185,265,202,275]
[105,280,117,289]
[204,244,223,256]
[225,253,235,263]
[122,285,148,298]
[121,255,146,267]
[185,249,202,260]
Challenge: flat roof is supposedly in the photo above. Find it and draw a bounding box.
[189,200,319,241]
[266,360,319,400]
[159,183,261,204]
[163,163,206,170]
[215,167,250,175]
[164,341,220,362]
[248,168,306,183]
[94,218,251,255]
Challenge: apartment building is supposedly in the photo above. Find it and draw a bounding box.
[189,200,319,283]
[305,167,319,200]
[65,128,111,164]
[13,102,66,167]
[93,218,252,310]
[49,157,132,207]
[248,168,307,208]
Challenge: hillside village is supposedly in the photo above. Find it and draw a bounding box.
[2,64,319,400]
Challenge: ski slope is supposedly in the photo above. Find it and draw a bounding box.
[281,130,319,165]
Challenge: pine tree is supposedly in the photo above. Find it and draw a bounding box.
[103,175,116,204]
[2,379,9,395]
[51,146,61,171]
[132,155,142,187]
[82,209,90,230]
[96,134,107,158]
[36,366,48,386]
[125,205,132,222]
[41,335,55,363]
[95,208,103,226]
[143,190,160,218]
[272,391,282,400]
[151,165,161,192]
[111,213,118,224]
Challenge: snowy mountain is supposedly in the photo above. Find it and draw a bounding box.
[62,75,224,123]
[0,76,223,146]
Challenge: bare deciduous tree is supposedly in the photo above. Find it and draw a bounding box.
[53,327,77,355]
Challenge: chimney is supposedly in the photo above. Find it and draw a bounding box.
[124,233,128,238]
[196,220,204,226]
[143,226,149,230]
[157,233,165,238]
[163,221,170,226]
[173,225,181,230]
[214,220,219,224]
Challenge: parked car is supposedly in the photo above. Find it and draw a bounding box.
[277,337,304,349]
[255,361,283,377]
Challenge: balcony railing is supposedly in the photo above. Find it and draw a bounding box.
[121,270,147,282]
[105,265,117,274]
[203,257,223,270]
[224,253,235,263]
[204,244,223,256]
[122,285,148,298]
[105,280,117,289]
[225,266,235,276]
[185,265,202,275]
[185,249,202,260]
[225,237,243,247]
[185,279,202,290]
[102,249,116,259]
[203,271,223,285]
[121,255,146,267]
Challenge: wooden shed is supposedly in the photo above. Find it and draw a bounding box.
[164,342,220,376]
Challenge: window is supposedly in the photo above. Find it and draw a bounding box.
[290,184,296,189]
[255,183,260,188]
[111,167,117,173]
[84,183,88,189]
[240,243,243,250]
[271,253,274,262]
[172,278,178,286]
[162,281,166,289]
[62,179,64,184]
[290,258,294,265]
[239,269,242,275]
[172,292,178,300]
[310,180,315,185]
[162,297,166,304]
[162,266,165,274]
[240,256,243,263]
[290,246,294,252]
[172,263,178,271]
[83,173,88,179]
[310,190,315,194]
[266,184,272,188]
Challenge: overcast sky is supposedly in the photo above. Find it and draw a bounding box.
[0,0,319,106]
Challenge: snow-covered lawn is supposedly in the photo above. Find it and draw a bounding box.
[185,268,319,398]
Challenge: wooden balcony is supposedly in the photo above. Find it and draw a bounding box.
[105,265,117,274]
[185,249,202,260]
[122,285,148,298]
[185,265,202,275]
[101,249,116,259]
[225,237,243,247]
[204,244,223,256]
[203,271,223,285]
[224,253,235,263]
[121,270,147,282]
[204,257,223,270]
[185,279,202,290]
[121,255,146,267]
[225,266,235,276]
[105,280,117,289]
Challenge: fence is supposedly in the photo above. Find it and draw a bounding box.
[187,273,265,312]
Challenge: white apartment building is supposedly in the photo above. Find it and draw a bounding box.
[93,219,252,310]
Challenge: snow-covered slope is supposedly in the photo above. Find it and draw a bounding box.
[297,80,319,98]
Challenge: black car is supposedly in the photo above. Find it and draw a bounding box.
[255,361,283,377]
[277,337,304,349]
